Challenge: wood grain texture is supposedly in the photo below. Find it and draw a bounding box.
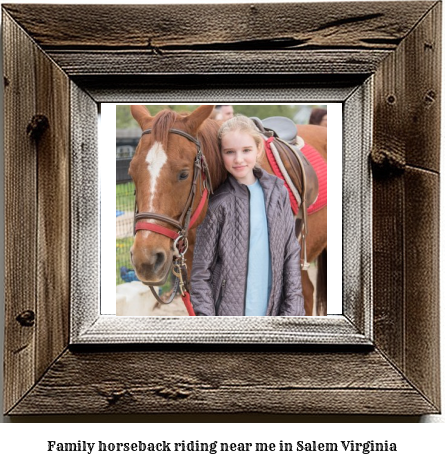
[372,2,441,172]
[74,315,370,345]
[400,2,441,409]
[371,2,441,411]
[3,11,71,412]
[3,13,38,414]
[70,83,99,337]
[372,174,405,369]
[2,2,435,49]
[342,80,373,336]
[2,2,441,416]
[46,50,390,76]
[35,40,70,381]
[404,2,441,172]
[404,168,440,408]
[372,17,411,372]
[8,349,437,415]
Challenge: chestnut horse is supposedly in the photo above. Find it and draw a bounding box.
[129,105,327,316]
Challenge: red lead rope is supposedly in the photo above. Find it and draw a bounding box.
[181,292,196,316]
[135,188,209,317]
[179,189,208,316]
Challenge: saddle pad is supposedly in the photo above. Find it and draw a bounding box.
[264,138,326,216]
[302,143,327,215]
[264,137,299,215]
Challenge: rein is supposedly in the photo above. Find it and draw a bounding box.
[133,128,213,315]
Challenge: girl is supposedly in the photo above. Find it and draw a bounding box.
[190,115,304,316]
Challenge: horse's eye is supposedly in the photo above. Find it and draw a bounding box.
[178,171,189,181]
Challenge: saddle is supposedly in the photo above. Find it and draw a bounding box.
[251,116,320,270]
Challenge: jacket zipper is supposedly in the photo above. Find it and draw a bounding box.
[215,279,226,315]
[243,187,251,315]
[265,193,273,315]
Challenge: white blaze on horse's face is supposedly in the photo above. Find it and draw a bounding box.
[145,141,168,213]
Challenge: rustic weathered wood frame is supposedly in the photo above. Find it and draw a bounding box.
[2,2,441,415]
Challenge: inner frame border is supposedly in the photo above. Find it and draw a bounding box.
[70,83,373,345]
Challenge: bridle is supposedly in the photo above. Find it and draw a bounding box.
[133,128,213,306]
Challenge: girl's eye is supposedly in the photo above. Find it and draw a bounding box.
[178,171,189,181]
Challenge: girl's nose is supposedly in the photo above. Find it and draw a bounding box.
[234,151,243,162]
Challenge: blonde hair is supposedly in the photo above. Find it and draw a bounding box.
[218,115,264,165]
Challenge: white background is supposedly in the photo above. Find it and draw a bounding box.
[0,0,444,461]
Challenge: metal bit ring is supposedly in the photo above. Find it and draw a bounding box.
[173,235,189,257]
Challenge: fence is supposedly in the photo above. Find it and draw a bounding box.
[116,127,140,285]
[116,158,132,184]
[116,181,136,285]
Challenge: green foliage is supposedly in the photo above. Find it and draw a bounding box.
[116,237,134,285]
[116,105,137,129]
[233,105,297,121]
[116,104,327,129]
[116,105,201,129]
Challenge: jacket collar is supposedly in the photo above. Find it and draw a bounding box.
[227,167,278,198]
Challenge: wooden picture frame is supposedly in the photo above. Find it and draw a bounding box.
[2,2,441,415]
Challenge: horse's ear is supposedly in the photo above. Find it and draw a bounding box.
[130,105,153,129]
[184,105,215,135]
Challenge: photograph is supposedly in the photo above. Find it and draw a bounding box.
[114,104,329,318]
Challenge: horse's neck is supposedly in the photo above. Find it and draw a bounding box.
[199,121,227,192]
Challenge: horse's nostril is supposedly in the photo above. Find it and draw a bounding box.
[153,251,166,273]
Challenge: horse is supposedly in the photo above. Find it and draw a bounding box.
[128,105,327,316]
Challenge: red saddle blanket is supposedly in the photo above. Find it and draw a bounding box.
[264,140,327,216]
[304,143,327,215]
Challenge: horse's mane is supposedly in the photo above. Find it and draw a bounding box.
[197,119,227,191]
[151,109,227,191]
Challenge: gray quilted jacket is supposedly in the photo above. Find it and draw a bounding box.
[190,168,304,316]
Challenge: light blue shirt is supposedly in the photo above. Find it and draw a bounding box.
[245,180,272,316]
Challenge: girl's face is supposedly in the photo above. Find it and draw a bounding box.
[220,130,260,185]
